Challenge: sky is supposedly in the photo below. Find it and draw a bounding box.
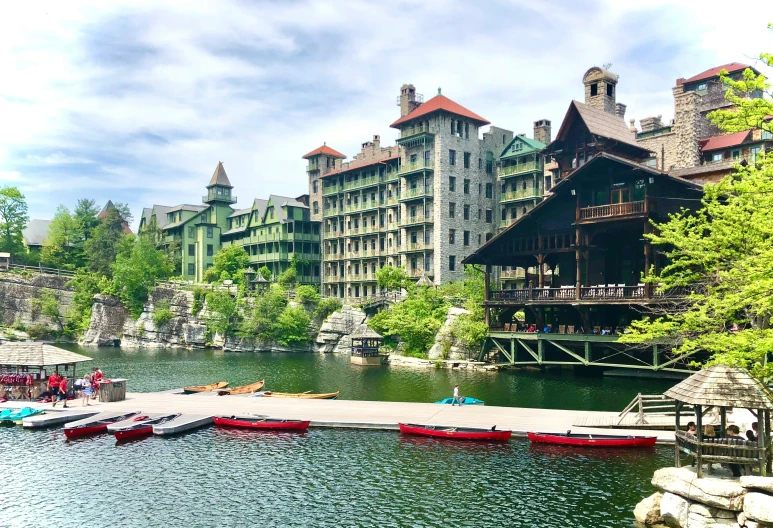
[2,0,772,229]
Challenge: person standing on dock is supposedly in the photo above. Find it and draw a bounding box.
[53,376,69,408]
[451,384,460,406]
[91,367,103,400]
[48,371,61,406]
[80,375,92,407]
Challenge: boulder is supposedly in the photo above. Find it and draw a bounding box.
[686,502,738,527]
[428,306,473,360]
[652,467,747,511]
[661,492,690,528]
[745,492,773,524]
[742,478,773,494]
[634,492,664,525]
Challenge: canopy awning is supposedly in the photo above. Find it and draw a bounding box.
[665,365,773,410]
[0,342,93,367]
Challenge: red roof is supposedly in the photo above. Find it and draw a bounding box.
[390,94,490,128]
[682,63,751,84]
[321,155,399,178]
[302,145,346,159]
[700,130,750,152]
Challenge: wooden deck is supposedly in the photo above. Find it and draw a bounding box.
[1,391,677,443]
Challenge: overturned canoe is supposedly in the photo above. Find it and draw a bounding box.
[114,414,180,441]
[216,379,265,396]
[183,381,229,394]
[399,423,512,441]
[64,411,140,439]
[258,391,339,400]
[213,416,310,431]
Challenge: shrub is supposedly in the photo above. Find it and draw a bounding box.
[12,319,26,331]
[314,298,342,321]
[275,305,311,346]
[152,299,175,328]
[277,265,297,288]
[191,287,206,315]
[205,290,238,336]
[295,285,320,306]
[27,323,52,340]
[257,266,272,281]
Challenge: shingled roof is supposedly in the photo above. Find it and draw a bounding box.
[302,144,346,159]
[208,162,232,188]
[0,342,93,367]
[682,63,752,84]
[665,365,773,410]
[390,93,490,128]
[350,324,383,340]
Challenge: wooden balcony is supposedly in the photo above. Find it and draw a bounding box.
[487,284,690,304]
[579,200,645,221]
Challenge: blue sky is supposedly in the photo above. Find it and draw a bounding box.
[2,0,772,228]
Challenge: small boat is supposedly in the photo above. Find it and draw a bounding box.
[213,415,311,431]
[435,397,485,405]
[527,431,657,448]
[216,380,265,396]
[257,391,339,400]
[398,423,512,441]
[0,407,44,425]
[183,381,229,394]
[114,414,180,441]
[64,412,140,439]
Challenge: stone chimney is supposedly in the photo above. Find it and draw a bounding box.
[673,90,701,169]
[398,84,422,117]
[615,103,627,119]
[640,115,664,133]
[583,66,619,115]
[373,134,380,149]
[533,119,552,145]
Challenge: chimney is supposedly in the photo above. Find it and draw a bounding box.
[533,119,552,145]
[640,115,664,133]
[398,84,421,117]
[373,134,380,149]
[615,103,627,119]
[583,66,619,114]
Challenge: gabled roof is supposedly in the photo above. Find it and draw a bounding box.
[665,365,773,410]
[22,219,51,247]
[267,194,307,224]
[208,162,232,188]
[390,93,490,128]
[549,101,648,154]
[148,205,173,228]
[302,144,346,159]
[500,135,546,159]
[253,198,268,220]
[351,324,383,339]
[0,342,93,367]
[682,63,752,85]
[166,204,207,214]
[321,155,399,178]
[97,200,133,234]
[228,207,253,219]
[700,130,751,152]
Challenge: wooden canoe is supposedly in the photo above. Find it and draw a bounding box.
[213,416,311,431]
[399,423,512,441]
[183,381,229,394]
[216,379,265,396]
[527,432,657,448]
[260,390,339,400]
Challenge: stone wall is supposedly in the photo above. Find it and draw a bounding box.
[0,273,74,333]
[315,305,366,353]
[637,131,678,171]
[634,466,773,527]
[427,306,476,360]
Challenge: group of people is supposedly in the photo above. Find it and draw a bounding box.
[511,323,630,335]
[47,367,104,408]
[686,421,758,477]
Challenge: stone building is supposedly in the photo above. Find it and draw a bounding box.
[306,84,513,299]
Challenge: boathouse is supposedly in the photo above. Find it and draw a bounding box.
[350,324,385,366]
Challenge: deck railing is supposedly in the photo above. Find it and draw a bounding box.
[579,200,645,220]
[489,284,688,302]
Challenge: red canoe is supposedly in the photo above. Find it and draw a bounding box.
[213,416,310,431]
[114,414,180,441]
[527,432,657,447]
[64,412,140,439]
[398,423,512,441]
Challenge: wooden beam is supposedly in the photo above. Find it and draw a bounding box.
[546,339,588,365]
[516,339,540,363]
[491,337,513,363]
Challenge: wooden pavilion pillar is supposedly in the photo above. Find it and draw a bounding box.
[537,255,545,288]
[484,264,491,328]
[675,401,682,468]
[643,222,652,298]
[695,404,704,478]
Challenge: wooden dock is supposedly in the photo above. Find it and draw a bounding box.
[22,409,99,428]
[3,392,677,442]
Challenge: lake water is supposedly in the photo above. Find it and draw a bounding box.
[2,347,676,527]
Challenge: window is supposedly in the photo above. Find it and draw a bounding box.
[697,83,707,92]
[501,209,507,221]
[751,146,762,162]
[313,201,319,215]
[449,176,456,192]
[449,255,456,272]
[424,255,431,272]
[207,227,213,238]
[288,242,294,253]
[206,244,213,257]
[449,229,456,244]
[188,226,194,238]
[463,179,470,194]
[478,158,482,170]
[449,202,456,218]
[732,149,741,159]
[206,263,212,269]
[486,233,493,242]
[590,83,598,96]
[712,152,722,162]
[449,150,456,166]
[465,123,469,139]
[485,209,492,223]
[486,152,494,174]
[464,204,470,220]
[187,264,195,275]
[312,180,318,193]
[201,213,208,223]
[463,231,470,246]
[477,208,482,220]
[478,234,482,245]
[463,152,471,168]
[763,131,772,140]
[545,176,552,190]
[188,244,195,257]
[485,183,493,198]
[424,150,431,166]
[478,183,482,195]
[606,83,613,97]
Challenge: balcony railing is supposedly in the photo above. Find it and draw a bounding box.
[399,160,433,174]
[400,215,432,227]
[203,193,237,204]
[343,176,381,191]
[488,284,691,302]
[501,189,538,202]
[404,242,433,252]
[400,124,432,139]
[399,187,433,201]
[499,161,540,177]
[407,268,434,278]
[579,200,645,220]
[322,184,340,196]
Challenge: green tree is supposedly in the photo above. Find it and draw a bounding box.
[377,265,409,292]
[204,290,238,336]
[314,297,342,321]
[257,266,272,281]
[112,236,174,318]
[295,285,320,306]
[29,288,65,333]
[42,206,82,269]
[275,305,311,346]
[620,45,773,378]
[204,245,250,284]
[239,284,287,341]
[0,186,29,255]
[73,199,101,242]
[85,206,132,277]
[66,271,115,335]
[277,259,297,288]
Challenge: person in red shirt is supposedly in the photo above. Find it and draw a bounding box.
[92,368,104,400]
[53,376,69,408]
[48,371,61,406]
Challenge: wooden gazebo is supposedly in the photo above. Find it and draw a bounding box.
[415,273,434,288]
[350,324,384,366]
[0,342,93,400]
[251,273,269,293]
[669,365,773,476]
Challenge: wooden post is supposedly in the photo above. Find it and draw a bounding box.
[484,264,491,301]
[638,394,644,426]
[759,408,767,476]
[538,255,545,289]
[653,344,659,369]
[675,401,682,468]
[720,407,727,439]
[696,404,703,478]
[537,338,544,364]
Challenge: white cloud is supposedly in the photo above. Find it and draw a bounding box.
[1,0,772,227]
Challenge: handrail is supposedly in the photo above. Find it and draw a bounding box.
[579,200,645,220]
[6,264,76,278]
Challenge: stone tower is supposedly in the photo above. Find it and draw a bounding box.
[583,66,619,115]
[398,84,422,117]
[533,119,552,145]
[303,144,346,222]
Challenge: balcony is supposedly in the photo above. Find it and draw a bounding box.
[407,268,434,278]
[501,189,539,203]
[400,215,432,227]
[487,284,690,304]
[202,193,237,204]
[499,161,540,177]
[322,184,340,196]
[500,269,525,280]
[343,176,381,191]
[579,200,645,221]
[399,160,433,175]
[403,242,433,252]
[399,187,434,202]
[398,124,434,141]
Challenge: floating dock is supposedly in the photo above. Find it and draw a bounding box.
[153,414,213,436]
[22,409,100,428]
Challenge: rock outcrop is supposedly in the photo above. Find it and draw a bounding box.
[652,467,747,511]
[660,491,690,527]
[121,288,208,349]
[634,492,664,526]
[0,274,74,333]
[744,493,773,524]
[427,307,475,360]
[315,305,366,353]
[81,295,128,346]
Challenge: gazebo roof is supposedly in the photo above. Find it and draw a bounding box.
[251,274,269,283]
[0,342,93,367]
[415,274,434,287]
[350,324,383,340]
[665,365,773,410]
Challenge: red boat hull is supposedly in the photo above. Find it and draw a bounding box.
[398,423,512,441]
[64,424,107,439]
[527,432,657,447]
[213,417,310,431]
[114,425,153,441]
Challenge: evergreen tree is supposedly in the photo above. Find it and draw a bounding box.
[0,186,29,255]
[84,206,132,277]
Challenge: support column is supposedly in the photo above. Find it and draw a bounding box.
[643,222,652,298]
[538,255,545,288]
[484,264,491,301]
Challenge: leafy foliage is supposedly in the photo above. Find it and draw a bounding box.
[275,305,311,346]
[28,288,64,333]
[66,271,115,334]
[204,290,238,336]
[295,285,320,305]
[277,261,297,288]
[0,186,29,255]
[204,245,249,284]
[239,284,288,341]
[112,236,174,318]
[191,287,206,315]
[314,297,342,321]
[152,299,175,328]
[257,266,272,281]
[84,206,132,277]
[377,265,409,291]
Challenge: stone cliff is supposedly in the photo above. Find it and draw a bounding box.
[0,273,74,338]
